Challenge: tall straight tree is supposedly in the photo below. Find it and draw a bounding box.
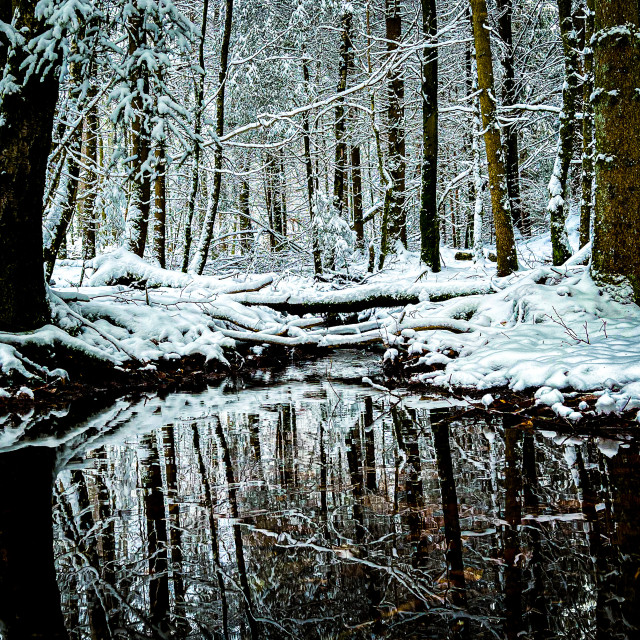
[380,0,407,267]
[182,0,210,273]
[547,0,577,265]
[191,0,234,275]
[420,0,439,271]
[0,0,61,331]
[591,0,640,300]
[470,0,518,276]
[124,6,152,258]
[495,0,526,234]
[333,3,353,219]
[579,0,595,248]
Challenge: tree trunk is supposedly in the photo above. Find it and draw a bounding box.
[191,0,234,274]
[591,0,640,300]
[125,9,152,258]
[579,0,595,248]
[302,58,322,274]
[239,164,253,254]
[380,0,407,267]
[0,1,59,331]
[182,0,210,272]
[80,83,98,261]
[548,0,577,266]
[333,5,353,219]
[420,0,440,271]
[152,141,167,268]
[470,0,518,277]
[496,0,527,235]
[351,145,364,249]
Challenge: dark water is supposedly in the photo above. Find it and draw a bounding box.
[0,353,639,639]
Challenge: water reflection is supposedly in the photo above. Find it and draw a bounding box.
[1,376,640,639]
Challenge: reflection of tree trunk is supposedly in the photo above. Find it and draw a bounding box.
[363,396,377,492]
[192,424,229,636]
[319,417,328,521]
[214,418,260,640]
[0,448,68,639]
[521,434,548,638]
[162,426,184,616]
[503,426,522,640]
[346,417,365,543]
[602,446,640,637]
[140,433,169,629]
[431,411,467,611]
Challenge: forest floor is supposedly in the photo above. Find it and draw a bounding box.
[2,216,640,426]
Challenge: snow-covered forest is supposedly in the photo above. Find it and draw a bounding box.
[1,0,640,410]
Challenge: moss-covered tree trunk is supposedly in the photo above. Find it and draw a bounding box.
[0,1,60,331]
[580,0,595,248]
[420,0,439,272]
[470,0,518,276]
[191,0,233,274]
[591,0,640,299]
[495,0,527,235]
[380,0,407,268]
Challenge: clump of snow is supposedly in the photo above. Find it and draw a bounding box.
[535,387,564,406]
[481,394,494,407]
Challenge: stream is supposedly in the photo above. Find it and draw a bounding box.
[0,351,638,639]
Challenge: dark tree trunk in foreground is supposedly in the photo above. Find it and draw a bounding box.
[125,8,152,258]
[152,142,167,268]
[420,0,440,271]
[0,1,59,331]
[470,0,518,276]
[192,0,234,274]
[495,0,526,235]
[380,0,407,267]
[591,0,640,300]
[81,85,98,261]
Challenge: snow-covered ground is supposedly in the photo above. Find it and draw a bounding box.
[2,216,640,419]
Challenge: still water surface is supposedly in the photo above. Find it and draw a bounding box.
[0,353,638,639]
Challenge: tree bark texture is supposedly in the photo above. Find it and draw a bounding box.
[0,0,59,331]
[591,0,640,300]
[470,0,518,276]
[580,0,595,248]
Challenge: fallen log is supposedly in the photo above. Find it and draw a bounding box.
[229,280,494,315]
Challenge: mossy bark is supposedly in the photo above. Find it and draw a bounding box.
[580,0,595,248]
[591,0,640,300]
[470,0,518,276]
